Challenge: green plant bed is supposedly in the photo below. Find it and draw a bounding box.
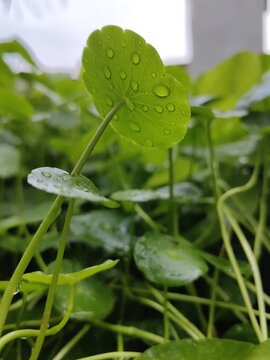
[0,25,269,360]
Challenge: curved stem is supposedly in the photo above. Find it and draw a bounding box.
[0,100,124,336]
[52,324,91,360]
[0,285,73,353]
[224,206,268,341]
[76,352,141,360]
[30,199,75,360]
[168,147,178,236]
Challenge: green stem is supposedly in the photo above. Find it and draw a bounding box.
[76,351,141,360]
[30,199,75,360]
[92,320,164,344]
[0,285,73,352]
[168,147,178,236]
[0,100,124,336]
[134,204,160,232]
[224,206,268,341]
[163,286,169,341]
[254,138,269,259]
[207,267,219,338]
[52,324,91,360]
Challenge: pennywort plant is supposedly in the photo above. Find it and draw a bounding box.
[0,26,269,360]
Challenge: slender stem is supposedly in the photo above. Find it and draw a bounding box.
[163,286,169,341]
[186,283,208,332]
[225,206,268,341]
[30,199,75,360]
[0,195,64,336]
[254,138,269,259]
[134,204,160,232]
[52,324,91,360]
[0,285,73,352]
[71,99,124,175]
[76,352,141,360]
[92,320,164,344]
[168,147,178,236]
[207,267,219,338]
[0,100,124,336]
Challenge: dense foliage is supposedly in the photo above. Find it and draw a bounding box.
[0,26,269,359]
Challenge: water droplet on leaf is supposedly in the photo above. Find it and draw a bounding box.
[163,129,171,135]
[131,80,138,92]
[170,121,176,126]
[182,109,187,115]
[131,53,140,65]
[128,121,141,132]
[166,103,175,112]
[62,175,69,182]
[127,101,135,111]
[103,65,111,79]
[151,72,157,78]
[105,96,113,106]
[120,71,127,80]
[113,115,118,121]
[106,48,114,59]
[152,84,170,98]
[41,171,52,178]
[155,105,164,113]
[37,178,43,183]
[145,139,153,147]
[142,105,149,112]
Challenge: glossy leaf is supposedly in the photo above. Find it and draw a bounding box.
[70,210,130,255]
[111,182,202,204]
[134,233,208,286]
[166,65,191,91]
[22,259,118,285]
[27,167,118,208]
[82,25,190,149]
[0,144,20,179]
[137,339,259,360]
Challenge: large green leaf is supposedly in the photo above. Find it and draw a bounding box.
[0,89,34,119]
[70,210,130,255]
[82,25,190,149]
[134,233,208,286]
[137,339,261,360]
[27,167,118,208]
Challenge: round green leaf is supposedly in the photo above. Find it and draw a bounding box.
[70,210,130,255]
[137,339,257,360]
[134,233,208,286]
[27,167,118,208]
[82,25,190,149]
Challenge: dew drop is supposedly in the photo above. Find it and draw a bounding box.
[128,121,141,132]
[142,105,149,112]
[163,129,171,135]
[182,109,187,115]
[120,71,127,80]
[166,103,175,112]
[121,41,127,48]
[62,175,69,182]
[13,282,21,295]
[138,40,142,45]
[103,65,111,79]
[151,72,157,78]
[54,184,63,190]
[108,84,113,90]
[106,48,114,59]
[41,170,52,178]
[155,105,164,113]
[170,121,176,126]
[107,35,111,40]
[113,115,118,121]
[84,188,90,192]
[152,84,170,98]
[145,139,153,147]
[105,96,113,106]
[131,80,138,92]
[127,101,135,111]
[37,178,43,183]
[131,53,140,65]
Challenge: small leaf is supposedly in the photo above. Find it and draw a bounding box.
[27,167,118,208]
[137,339,256,360]
[70,210,130,255]
[134,233,208,286]
[22,259,118,285]
[82,25,190,149]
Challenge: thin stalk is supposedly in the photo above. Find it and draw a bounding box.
[224,206,268,341]
[52,324,91,360]
[186,283,208,332]
[92,320,164,344]
[207,268,219,338]
[3,317,62,331]
[168,147,178,236]
[0,100,124,336]
[0,285,73,352]
[134,204,160,232]
[163,286,169,341]
[254,138,269,259]
[30,199,75,360]
[76,352,141,360]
